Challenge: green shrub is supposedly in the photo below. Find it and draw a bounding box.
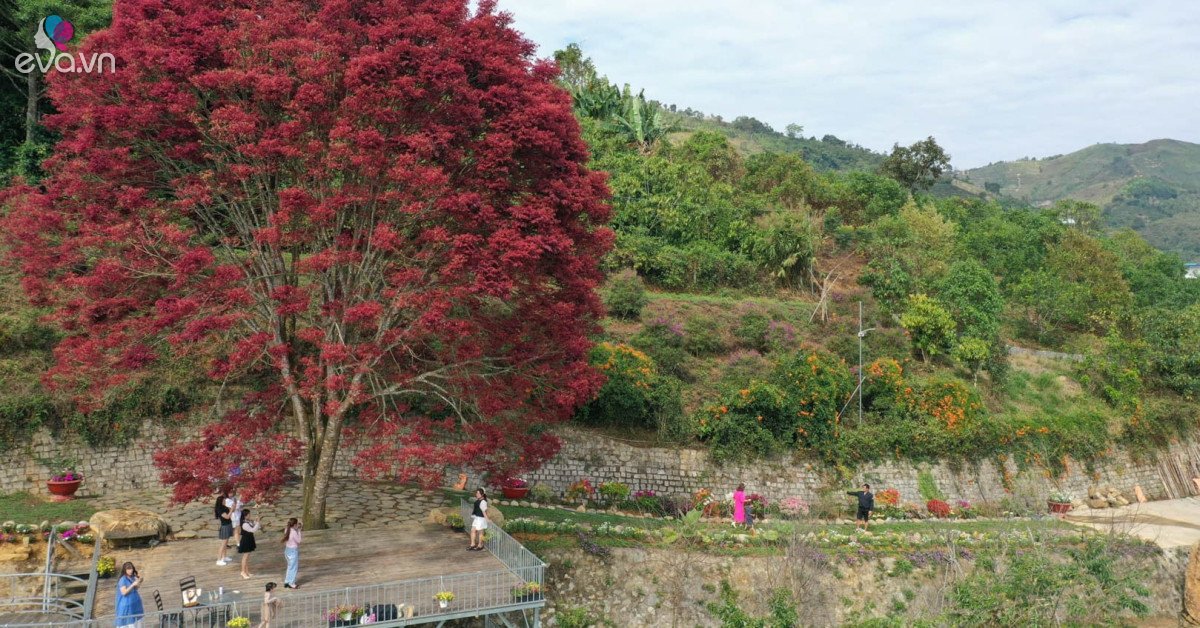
[683,314,727,356]
[697,407,780,463]
[0,395,55,453]
[732,307,772,351]
[556,605,607,628]
[576,343,684,438]
[529,484,557,504]
[597,481,631,503]
[631,318,692,381]
[706,581,798,628]
[603,269,649,320]
[0,312,59,353]
[900,294,956,363]
[718,350,771,391]
[944,538,1151,626]
[917,471,945,502]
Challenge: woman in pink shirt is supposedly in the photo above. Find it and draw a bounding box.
[280,517,302,589]
[733,483,747,527]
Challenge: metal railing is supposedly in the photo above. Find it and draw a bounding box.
[0,572,91,623]
[459,498,546,583]
[4,505,544,627]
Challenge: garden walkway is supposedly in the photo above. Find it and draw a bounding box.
[1064,496,1200,549]
[89,479,449,538]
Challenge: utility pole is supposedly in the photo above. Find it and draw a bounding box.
[857,302,875,426]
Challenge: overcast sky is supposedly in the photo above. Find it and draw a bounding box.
[494,0,1200,168]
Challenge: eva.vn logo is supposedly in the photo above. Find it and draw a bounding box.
[14,15,115,74]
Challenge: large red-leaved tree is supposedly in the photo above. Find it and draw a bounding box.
[1,0,611,528]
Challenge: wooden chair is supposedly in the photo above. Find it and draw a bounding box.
[153,590,184,627]
[179,576,201,608]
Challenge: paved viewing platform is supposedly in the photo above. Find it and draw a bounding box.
[2,490,545,627]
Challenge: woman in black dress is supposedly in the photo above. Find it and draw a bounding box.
[238,508,261,579]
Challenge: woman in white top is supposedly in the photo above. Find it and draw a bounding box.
[228,492,244,544]
[468,488,490,551]
[280,517,302,589]
[237,508,261,579]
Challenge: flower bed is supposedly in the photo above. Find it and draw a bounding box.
[0,521,93,544]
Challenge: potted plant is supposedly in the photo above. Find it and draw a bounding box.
[434,591,455,609]
[44,457,83,502]
[565,479,595,504]
[511,582,542,600]
[324,604,365,627]
[1048,491,1073,514]
[446,513,465,532]
[96,556,115,579]
[501,478,530,499]
[226,617,250,628]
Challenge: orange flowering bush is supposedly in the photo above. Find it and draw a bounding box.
[876,488,901,507]
[916,377,984,431]
[772,350,856,451]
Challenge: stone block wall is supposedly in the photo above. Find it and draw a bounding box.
[518,428,1198,506]
[4,423,1200,508]
[0,426,174,496]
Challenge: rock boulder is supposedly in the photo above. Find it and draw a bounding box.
[426,507,457,526]
[1185,541,1200,623]
[89,509,171,544]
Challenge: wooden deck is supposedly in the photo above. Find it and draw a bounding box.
[90,522,514,622]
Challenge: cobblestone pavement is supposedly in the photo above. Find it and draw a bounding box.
[90,479,450,539]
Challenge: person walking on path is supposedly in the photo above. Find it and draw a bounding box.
[215,489,233,566]
[238,508,261,579]
[115,562,144,627]
[281,518,302,589]
[732,483,747,527]
[847,483,874,531]
[257,582,281,628]
[468,488,491,551]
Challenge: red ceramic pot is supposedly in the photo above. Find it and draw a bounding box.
[1048,501,1071,514]
[48,478,83,502]
[502,486,530,499]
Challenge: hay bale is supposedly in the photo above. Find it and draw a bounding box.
[89,510,171,543]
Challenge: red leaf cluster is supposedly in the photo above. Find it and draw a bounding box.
[3,0,611,506]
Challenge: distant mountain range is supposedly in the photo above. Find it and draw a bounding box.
[962,139,1200,261]
[652,112,1200,261]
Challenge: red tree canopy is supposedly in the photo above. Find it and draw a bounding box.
[2,0,611,515]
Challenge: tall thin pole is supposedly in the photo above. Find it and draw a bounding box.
[858,301,863,426]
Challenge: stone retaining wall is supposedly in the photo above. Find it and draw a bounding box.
[518,428,1200,506]
[0,427,175,496]
[6,424,1200,507]
[0,424,371,496]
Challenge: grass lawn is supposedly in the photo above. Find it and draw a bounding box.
[462,496,1068,537]
[502,505,666,529]
[0,491,97,523]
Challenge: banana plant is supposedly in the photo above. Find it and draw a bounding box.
[569,79,622,120]
[609,85,675,154]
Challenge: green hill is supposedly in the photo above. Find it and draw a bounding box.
[962,139,1200,260]
[667,114,885,172]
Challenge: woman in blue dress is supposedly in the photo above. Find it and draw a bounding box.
[115,561,144,627]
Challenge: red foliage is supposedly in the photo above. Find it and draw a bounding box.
[2,0,611,510]
[926,499,952,518]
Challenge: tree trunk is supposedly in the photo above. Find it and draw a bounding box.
[304,412,346,530]
[299,440,322,530]
[25,69,38,143]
